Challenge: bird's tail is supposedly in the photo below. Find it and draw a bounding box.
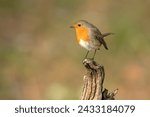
[102,33,114,38]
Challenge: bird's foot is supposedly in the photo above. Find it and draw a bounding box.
[82,58,94,64]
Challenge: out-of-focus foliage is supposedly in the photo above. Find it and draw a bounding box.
[0,0,150,99]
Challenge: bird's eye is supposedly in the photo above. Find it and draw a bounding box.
[78,24,81,27]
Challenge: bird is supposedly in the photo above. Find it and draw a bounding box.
[70,20,113,60]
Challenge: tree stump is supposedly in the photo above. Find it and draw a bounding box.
[81,59,118,100]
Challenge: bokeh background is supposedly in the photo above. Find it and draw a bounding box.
[0,0,150,99]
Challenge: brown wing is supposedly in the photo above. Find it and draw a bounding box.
[98,36,108,50]
[93,28,108,50]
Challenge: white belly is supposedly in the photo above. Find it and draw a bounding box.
[79,39,100,50]
[79,39,91,50]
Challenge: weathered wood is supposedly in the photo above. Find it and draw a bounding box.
[81,58,118,100]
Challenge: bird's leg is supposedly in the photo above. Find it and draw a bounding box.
[84,51,89,59]
[92,50,97,60]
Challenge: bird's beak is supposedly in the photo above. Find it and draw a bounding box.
[70,25,75,28]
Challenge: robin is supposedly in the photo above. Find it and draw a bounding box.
[70,20,113,59]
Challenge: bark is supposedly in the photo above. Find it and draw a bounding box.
[81,59,118,100]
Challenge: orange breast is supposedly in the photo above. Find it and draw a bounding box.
[75,27,89,43]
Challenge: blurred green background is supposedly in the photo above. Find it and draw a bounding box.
[0,0,150,99]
